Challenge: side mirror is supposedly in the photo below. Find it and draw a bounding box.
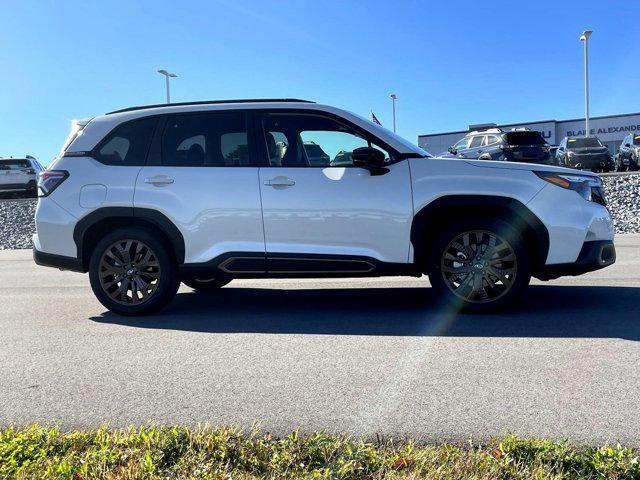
[352,147,388,175]
[625,143,631,148]
[448,146,457,154]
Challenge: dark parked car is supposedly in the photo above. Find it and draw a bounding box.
[303,141,330,166]
[614,133,640,171]
[440,128,552,164]
[556,136,613,172]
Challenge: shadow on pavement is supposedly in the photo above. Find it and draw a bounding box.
[91,285,640,340]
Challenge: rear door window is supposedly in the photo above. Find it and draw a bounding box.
[162,112,251,167]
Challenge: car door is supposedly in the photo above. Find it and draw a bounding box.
[256,110,413,271]
[134,110,265,267]
[465,135,484,159]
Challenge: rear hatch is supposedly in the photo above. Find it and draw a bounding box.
[503,131,550,163]
[0,159,32,187]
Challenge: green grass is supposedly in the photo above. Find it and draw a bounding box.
[1,425,639,479]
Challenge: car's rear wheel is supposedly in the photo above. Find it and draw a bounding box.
[89,228,180,316]
[428,220,531,312]
[182,276,231,291]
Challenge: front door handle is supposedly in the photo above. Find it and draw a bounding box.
[264,176,295,187]
[144,175,174,186]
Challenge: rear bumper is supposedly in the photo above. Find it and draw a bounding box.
[33,246,84,272]
[0,181,36,192]
[535,240,615,280]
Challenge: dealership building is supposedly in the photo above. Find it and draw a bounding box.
[418,112,640,156]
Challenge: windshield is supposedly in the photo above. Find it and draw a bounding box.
[504,131,546,146]
[567,137,602,148]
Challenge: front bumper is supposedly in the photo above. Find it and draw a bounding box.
[567,154,611,169]
[536,240,615,280]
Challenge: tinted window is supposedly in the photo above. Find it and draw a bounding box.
[469,136,483,148]
[567,137,602,148]
[96,117,158,166]
[486,135,500,145]
[0,159,30,169]
[452,138,469,150]
[633,135,640,146]
[262,113,390,167]
[162,112,249,167]
[504,131,546,146]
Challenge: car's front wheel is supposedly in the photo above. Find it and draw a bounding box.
[89,227,180,316]
[428,220,531,312]
[182,276,231,291]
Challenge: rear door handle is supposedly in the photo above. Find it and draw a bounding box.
[264,176,295,187]
[144,175,174,186]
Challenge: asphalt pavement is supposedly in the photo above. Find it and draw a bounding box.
[1,236,639,444]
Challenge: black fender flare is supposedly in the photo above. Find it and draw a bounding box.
[73,207,186,268]
[410,195,550,271]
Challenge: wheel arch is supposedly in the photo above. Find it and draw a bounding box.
[73,207,185,271]
[410,195,549,273]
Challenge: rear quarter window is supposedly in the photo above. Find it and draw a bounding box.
[94,116,159,166]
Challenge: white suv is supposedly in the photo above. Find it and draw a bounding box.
[33,99,615,315]
[0,156,44,197]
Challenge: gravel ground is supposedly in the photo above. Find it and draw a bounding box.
[602,173,640,234]
[0,199,36,250]
[0,173,638,249]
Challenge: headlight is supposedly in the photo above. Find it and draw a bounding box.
[534,171,602,202]
[566,151,575,158]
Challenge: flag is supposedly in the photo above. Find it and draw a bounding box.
[371,111,382,126]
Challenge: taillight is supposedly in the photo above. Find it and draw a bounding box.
[24,168,36,175]
[38,170,68,197]
[500,144,512,150]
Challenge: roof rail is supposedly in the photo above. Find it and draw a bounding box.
[107,98,315,115]
[468,127,504,135]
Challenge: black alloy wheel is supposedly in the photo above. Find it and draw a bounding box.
[428,220,531,312]
[89,227,179,315]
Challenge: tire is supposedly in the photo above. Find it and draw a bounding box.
[182,276,231,291]
[427,219,531,312]
[88,227,180,316]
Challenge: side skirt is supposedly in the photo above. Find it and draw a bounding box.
[179,252,421,279]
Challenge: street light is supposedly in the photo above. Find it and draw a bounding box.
[157,69,178,104]
[579,30,593,137]
[389,94,397,133]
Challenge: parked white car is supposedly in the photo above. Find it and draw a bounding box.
[0,156,44,197]
[33,100,615,315]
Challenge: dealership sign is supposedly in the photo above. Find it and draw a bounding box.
[565,123,640,137]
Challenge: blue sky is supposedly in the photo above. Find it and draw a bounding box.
[1,0,638,163]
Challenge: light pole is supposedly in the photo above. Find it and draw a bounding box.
[157,69,178,103]
[579,30,592,137]
[389,94,397,133]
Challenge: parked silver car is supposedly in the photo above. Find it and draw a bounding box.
[0,156,44,197]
